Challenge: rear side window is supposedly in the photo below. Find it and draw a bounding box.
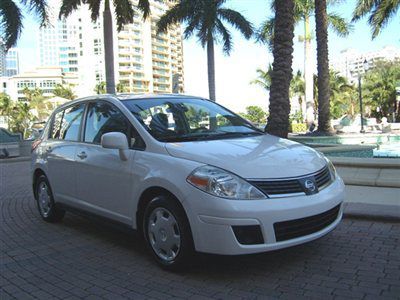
[84,102,145,149]
[50,103,85,141]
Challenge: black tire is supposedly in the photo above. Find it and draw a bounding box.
[34,175,65,222]
[143,195,194,271]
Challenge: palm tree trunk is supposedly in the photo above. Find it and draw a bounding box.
[315,0,331,133]
[304,16,314,127]
[103,0,116,94]
[265,0,295,138]
[207,37,216,101]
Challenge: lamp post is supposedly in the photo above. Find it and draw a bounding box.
[358,59,368,134]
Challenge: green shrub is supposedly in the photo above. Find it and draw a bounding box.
[290,123,307,133]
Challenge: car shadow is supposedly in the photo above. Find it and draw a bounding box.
[56,210,332,276]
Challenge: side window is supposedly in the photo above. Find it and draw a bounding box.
[84,102,145,149]
[50,110,64,139]
[59,104,85,141]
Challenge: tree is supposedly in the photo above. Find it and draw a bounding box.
[53,84,76,100]
[8,102,36,138]
[59,0,150,94]
[23,88,51,121]
[0,0,48,50]
[239,106,268,125]
[362,61,400,121]
[352,0,400,38]
[250,66,272,91]
[290,70,305,119]
[265,0,295,138]
[116,82,127,93]
[157,0,253,101]
[0,93,13,128]
[314,0,331,134]
[94,82,106,94]
[329,70,357,118]
[258,0,351,127]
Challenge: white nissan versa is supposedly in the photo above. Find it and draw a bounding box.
[31,94,345,269]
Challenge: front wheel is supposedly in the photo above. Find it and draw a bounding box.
[143,195,194,270]
[35,175,65,222]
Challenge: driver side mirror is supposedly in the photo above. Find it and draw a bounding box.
[101,132,129,161]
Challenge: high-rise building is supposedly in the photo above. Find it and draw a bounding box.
[38,0,184,97]
[0,39,6,77]
[38,11,80,73]
[331,46,400,84]
[5,48,19,77]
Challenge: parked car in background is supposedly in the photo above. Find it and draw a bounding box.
[31,94,345,269]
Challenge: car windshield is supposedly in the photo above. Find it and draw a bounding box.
[122,97,264,142]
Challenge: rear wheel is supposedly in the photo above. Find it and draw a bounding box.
[35,175,65,222]
[143,195,194,270]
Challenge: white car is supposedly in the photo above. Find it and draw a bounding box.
[31,94,345,269]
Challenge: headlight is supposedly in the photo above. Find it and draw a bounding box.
[187,165,267,200]
[325,157,337,181]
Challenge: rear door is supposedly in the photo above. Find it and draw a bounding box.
[74,101,145,224]
[45,103,86,203]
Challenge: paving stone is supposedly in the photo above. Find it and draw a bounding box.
[1,161,399,300]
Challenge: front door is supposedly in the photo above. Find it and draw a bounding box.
[74,101,142,224]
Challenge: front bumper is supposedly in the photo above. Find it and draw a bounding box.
[182,176,345,255]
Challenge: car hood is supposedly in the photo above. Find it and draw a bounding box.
[165,134,327,179]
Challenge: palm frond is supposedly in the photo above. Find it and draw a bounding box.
[352,0,378,21]
[327,13,353,37]
[85,0,101,22]
[256,17,274,50]
[113,0,134,31]
[24,0,49,27]
[217,8,253,39]
[369,0,400,38]
[59,0,83,19]
[137,0,150,19]
[215,19,232,54]
[156,0,193,33]
[0,0,23,49]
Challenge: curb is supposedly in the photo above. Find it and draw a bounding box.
[343,202,400,223]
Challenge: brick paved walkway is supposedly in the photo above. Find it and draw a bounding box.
[1,161,399,299]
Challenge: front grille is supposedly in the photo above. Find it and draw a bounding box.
[315,166,331,188]
[249,166,331,197]
[273,205,340,242]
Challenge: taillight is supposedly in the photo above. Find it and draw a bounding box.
[31,139,42,153]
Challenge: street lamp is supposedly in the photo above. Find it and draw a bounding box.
[358,59,368,134]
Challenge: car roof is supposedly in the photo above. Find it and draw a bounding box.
[53,93,206,112]
[116,93,202,101]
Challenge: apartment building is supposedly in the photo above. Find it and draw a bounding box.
[38,0,184,96]
[5,67,78,101]
[331,46,400,84]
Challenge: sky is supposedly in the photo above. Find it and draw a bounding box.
[14,0,400,113]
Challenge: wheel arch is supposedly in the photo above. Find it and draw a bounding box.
[136,186,191,235]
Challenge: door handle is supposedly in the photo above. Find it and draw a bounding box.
[77,151,87,159]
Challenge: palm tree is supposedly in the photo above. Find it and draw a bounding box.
[157,0,253,101]
[265,0,295,138]
[290,70,305,120]
[259,0,351,128]
[0,93,13,128]
[0,0,48,49]
[53,84,76,100]
[329,70,357,118]
[352,0,400,38]
[250,66,272,91]
[94,82,107,94]
[116,82,128,93]
[314,0,331,134]
[59,0,150,94]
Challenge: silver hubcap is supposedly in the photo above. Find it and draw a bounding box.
[147,207,181,262]
[38,182,51,217]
